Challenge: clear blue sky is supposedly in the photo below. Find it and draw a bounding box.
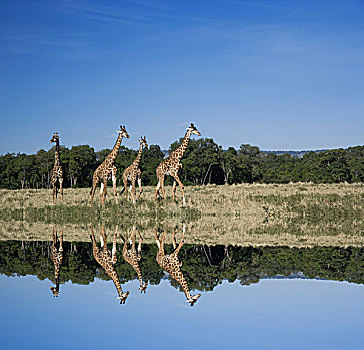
[1,0,363,154]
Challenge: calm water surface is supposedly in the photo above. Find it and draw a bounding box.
[0,226,363,350]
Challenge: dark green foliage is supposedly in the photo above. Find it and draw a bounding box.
[115,146,138,184]
[0,241,363,291]
[140,145,165,186]
[1,140,363,189]
[169,138,224,185]
[68,145,97,187]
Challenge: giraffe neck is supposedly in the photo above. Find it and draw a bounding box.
[94,251,124,297]
[133,262,143,286]
[133,144,144,168]
[51,246,61,278]
[107,134,123,164]
[54,265,60,280]
[174,130,191,161]
[109,270,124,297]
[123,245,144,285]
[175,271,192,300]
[54,139,60,165]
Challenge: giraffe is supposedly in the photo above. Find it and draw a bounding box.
[154,227,201,306]
[90,225,130,304]
[122,137,148,203]
[50,226,64,297]
[122,227,148,293]
[90,125,129,207]
[50,133,64,204]
[154,123,201,205]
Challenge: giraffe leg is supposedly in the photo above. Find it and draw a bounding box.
[172,174,185,205]
[172,229,177,249]
[59,178,64,202]
[112,167,118,205]
[154,228,160,248]
[131,179,136,204]
[137,232,142,253]
[90,224,99,253]
[52,182,56,204]
[60,227,63,252]
[90,176,99,207]
[100,225,107,252]
[154,180,160,201]
[101,179,107,205]
[55,181,59,202]
[112,229,117,264]
[129,184,133,201]
[172,181,177,200]
[173,229,184,257]
[52,225,56,244]
[137,169,142,199]
[137,177,142,199]
[159,176,166,199]
[123,231,128,256]
[160,230,166,251]
[99,182,104,201]
[123,175,128,200]
[132,229,136,247]
[155,229,166,254]
[154,168,164,201]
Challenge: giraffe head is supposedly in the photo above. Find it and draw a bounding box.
[138,282,148,293]
[186,123,201,136]
[50,286,60,297]
[50,132,60,143]
[138,136,148,149]
[186,293,201,306]
[116,291,130,304]
[117,125,130,139]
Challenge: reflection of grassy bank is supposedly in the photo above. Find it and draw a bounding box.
[1,221,363,247]
[0,187,201,224]
[0,183,363,247]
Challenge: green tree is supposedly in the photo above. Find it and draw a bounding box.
[169,138,223,185]
[140,145,165,186]
[220,147,239,184]
[68,145,97,187]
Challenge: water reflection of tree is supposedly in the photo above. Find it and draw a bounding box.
[0,241,363,292]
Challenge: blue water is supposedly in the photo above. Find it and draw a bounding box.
[0,275,363,350]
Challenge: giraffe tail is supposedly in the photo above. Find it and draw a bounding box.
[120,186,125,195]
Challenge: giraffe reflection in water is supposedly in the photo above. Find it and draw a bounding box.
[122,227,148,293]
[90,225,129,304]
[155,227,201,306]
[50,226,63,297]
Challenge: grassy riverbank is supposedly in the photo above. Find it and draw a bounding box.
[0,183,363,247]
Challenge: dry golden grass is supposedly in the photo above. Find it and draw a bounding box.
[0,182,363,247]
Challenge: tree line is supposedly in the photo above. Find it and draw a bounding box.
[1,139,363,189]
